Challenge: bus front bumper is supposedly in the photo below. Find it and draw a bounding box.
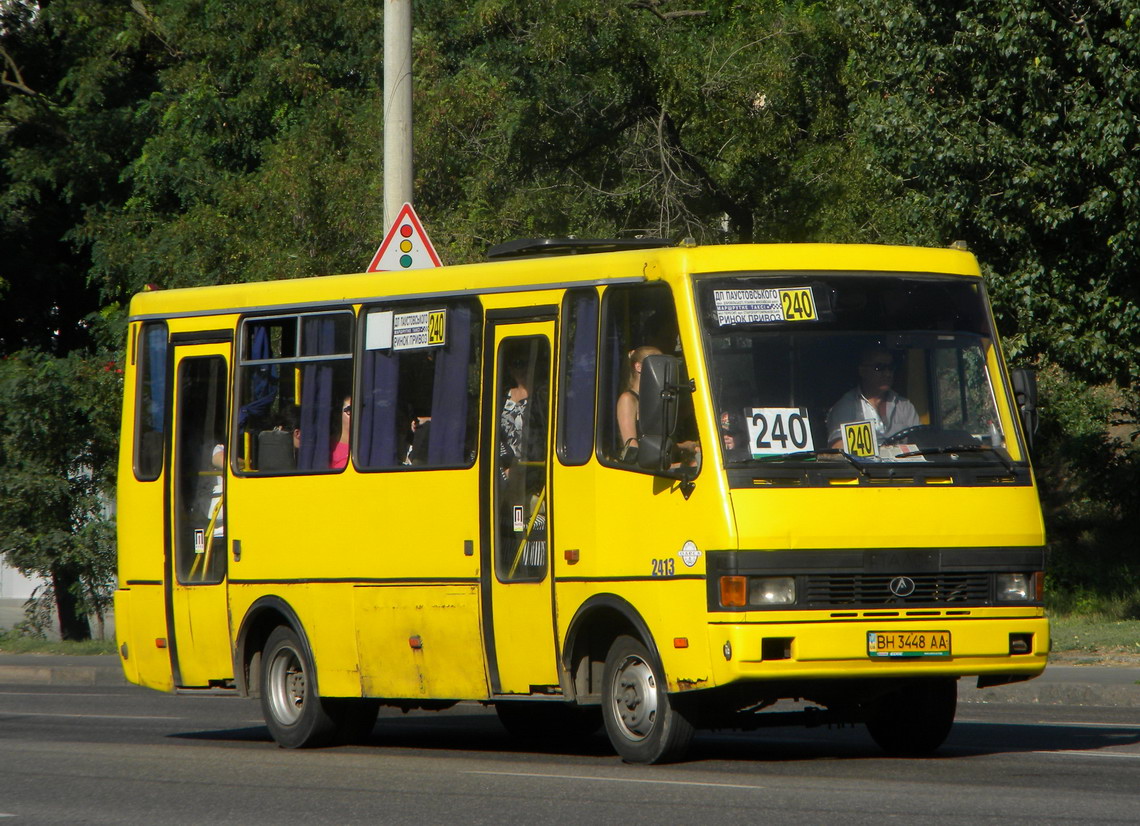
[705,613,1049,686]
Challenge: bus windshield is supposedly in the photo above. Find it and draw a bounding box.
[698,273,1020,469]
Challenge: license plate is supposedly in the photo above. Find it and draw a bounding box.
[867,630,951,658]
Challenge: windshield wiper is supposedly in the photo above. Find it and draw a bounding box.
[897,444,1017,473]
[745,448,871,475]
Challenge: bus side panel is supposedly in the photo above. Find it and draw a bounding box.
[229,583,362,697]
[227,468,484,698]
[114,585,173,692]
[554,462,734,694]
[354,585,489,699]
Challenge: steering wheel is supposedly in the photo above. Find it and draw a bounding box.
[881,424,933,446]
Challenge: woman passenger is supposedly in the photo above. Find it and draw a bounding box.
[616,345,661,461]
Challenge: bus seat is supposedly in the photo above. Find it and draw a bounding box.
[257,430,295,471]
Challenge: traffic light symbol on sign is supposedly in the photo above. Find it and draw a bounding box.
[366,203,443,272]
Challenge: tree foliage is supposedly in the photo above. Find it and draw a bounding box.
[0,348,121,639]
[841,0,1140,384]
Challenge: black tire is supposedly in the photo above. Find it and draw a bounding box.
[601,635,694,764]
[866,678,957,756]
[260,625,338,748]
[495,701,602,741]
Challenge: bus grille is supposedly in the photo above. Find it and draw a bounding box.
[803,573,991,607]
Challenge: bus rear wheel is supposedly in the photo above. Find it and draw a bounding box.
[865,678,957,756]
[260,625,338,748]
[601,635,693,764]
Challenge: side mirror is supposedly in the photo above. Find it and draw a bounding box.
[636,354,681,472]
[1010,367,1038,452]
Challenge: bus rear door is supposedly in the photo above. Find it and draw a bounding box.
[482,320,560,695]
[167,339,235,688]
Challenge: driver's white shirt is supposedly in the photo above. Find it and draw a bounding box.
[826,387,920,445]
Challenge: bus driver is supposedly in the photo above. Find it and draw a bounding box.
[826,345,920,448]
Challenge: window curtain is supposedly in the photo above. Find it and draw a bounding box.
[360,348,400,467]
[298,317,335,470]
[238,324,277,429]
[427,304,472,465]
[562,292,598,463]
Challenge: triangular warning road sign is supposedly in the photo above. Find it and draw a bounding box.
[366,203,443,272]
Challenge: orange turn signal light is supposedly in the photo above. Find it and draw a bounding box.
[720,575,747,607]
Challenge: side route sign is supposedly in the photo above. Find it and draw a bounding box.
[366,202,443,272]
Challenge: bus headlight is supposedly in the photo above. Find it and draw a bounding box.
[996,573,1031,601]
[719,576,797,607]
[749,576,796,606]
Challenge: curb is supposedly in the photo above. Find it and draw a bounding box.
[0,664,126,686]
[0,655,126,687]
[964,682,1140,707]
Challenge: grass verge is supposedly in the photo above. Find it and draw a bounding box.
[0,634,117,655]
[1048,616,1140,655]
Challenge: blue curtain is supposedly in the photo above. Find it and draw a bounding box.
[238,324,277,429]
[144,324,167,431]
[427,304,472,465]
[361,349,400,466]
[298,317,335,470]
[562,292,598,463]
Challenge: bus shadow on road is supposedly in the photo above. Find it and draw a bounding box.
[167,710,1140,763]
[944,720,1140,757]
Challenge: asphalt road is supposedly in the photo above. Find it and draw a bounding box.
[0,674,1138,824]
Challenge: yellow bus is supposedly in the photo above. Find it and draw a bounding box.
[115,239,1048,763]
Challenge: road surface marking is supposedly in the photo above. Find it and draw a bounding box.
[1034,750,1140,760]
[465,770,764,790]
[0,711,180,721]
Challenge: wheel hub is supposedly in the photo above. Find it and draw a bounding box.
[613,656,658,740]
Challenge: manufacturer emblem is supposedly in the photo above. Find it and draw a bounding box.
[889,576,916,598]
[678,541,701,568]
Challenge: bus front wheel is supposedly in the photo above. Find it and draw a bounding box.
[260,625,338,748]
[601,635,694,764]
[865,678,957,756]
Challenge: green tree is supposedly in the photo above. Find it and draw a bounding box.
[78,0,861,288]
[1,0,166,354]
[841,0,1140,384]
[414,0,863,259]
[0,348,121,639]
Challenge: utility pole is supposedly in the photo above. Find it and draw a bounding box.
[383,0,413,231]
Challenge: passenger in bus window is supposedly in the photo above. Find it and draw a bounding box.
[499,352,532,479]
[404,414,432,465]
[331,396,351,469]
[616,345,661,462]
[719,410,750,461]
[826,345,919,447]
[208,443,225,540]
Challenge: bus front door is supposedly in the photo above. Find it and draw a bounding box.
[167,342,235,688]
[483,322,560,695]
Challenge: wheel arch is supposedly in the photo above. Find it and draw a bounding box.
[561,594,660,704]
[234,596,315,698]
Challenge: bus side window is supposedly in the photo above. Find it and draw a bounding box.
[134,321,169,481]
[557,288,598,465]
[235,311,354,474]
[357,299,481,470]
[597,283,693,466]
